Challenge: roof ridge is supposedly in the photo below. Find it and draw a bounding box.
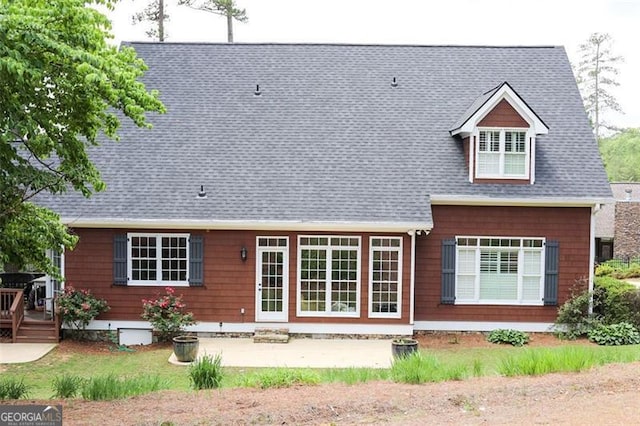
[122,41,561,49]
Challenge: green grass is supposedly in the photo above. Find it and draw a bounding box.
[80,374,170,400]
[2,344,190,399]
[497,345,640,376]
[319,367,389,385]
[2,339,640,399]
[189,354,224,390]
[233,368,321,389]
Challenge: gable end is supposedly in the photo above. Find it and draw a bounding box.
[478,99,529,128]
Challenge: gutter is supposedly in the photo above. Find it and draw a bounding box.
[62,217,433,233]
[430,195,613,208]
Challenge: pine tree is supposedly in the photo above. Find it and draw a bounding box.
[575,33,624,140]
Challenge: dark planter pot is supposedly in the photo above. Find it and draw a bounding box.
[391,339,419,358]
[172,335,199,362]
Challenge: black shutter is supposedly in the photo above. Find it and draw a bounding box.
[544,240,559,306]
[441,238,456,304]
[113,234,128,286]
[189,235,204,287]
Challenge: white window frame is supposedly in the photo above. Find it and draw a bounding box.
[127,233,190,287]
[455,236,545,306]
[368,237,403,319]
[297,236,361,318]
[474,128,531,179]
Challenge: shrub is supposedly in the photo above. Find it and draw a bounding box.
[57,286,110,334]
[487,329,529,346]
[141,287,196,341]
[0,377,30,400]
[595,263,614,277]
[555,279,600,339]
[189,354,224,390]
[52,374,84,398]
[595,277,640,328]
[587,322,640,346]
[612,266,640,279]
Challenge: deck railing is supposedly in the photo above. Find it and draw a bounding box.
[1,288,22,321]
[7,289,25,343]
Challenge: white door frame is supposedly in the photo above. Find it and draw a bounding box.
[255,237,289,322]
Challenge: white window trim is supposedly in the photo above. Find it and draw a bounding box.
[474,127,533,180]
[368,237,403,319]
[296,235,361,318]
[455,236,545,306]
[127,232,190,287]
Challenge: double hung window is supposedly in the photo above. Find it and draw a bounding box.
[456,237,544,305]
[477,129,528,178]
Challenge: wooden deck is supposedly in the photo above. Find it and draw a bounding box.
[0,288,60,343]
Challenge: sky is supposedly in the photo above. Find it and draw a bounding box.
[108,0,640,130]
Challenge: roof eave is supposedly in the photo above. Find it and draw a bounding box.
[450,81,549,137]
[61,218,434,233]
[430,195,613,207]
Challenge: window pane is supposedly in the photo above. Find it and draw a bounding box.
[161,236,187,282]
[477,152,500,175]
[480,272,517,299]
[457,249,476,274]
[371,240,401,314]
[505,153,526,175]
[457,275,476,300]
[330,249,357,312]
[300,249,327,312]
[522,276,541,301]
[523,251,541,274]
[131,236,157,281]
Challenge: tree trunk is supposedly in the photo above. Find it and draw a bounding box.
[594,40,600,140]
[159,0,165,42]
[227,10,233,43]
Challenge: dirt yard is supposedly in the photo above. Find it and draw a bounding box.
[13,334,640,424]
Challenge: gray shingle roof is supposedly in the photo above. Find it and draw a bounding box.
[449,83,501,134]
[41,43,612,229]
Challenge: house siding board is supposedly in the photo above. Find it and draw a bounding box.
[64,229,411,325]
[477,99,529,128]
[414,205,591,323]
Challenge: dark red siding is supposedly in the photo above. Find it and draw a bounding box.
[478,99,529,128]
[414,205,591,323]
[65,229,411,325]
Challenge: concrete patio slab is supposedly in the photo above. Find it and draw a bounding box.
[0,343,57,364]
[169,338,393,368]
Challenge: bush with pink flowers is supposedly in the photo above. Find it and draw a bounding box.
[141,287,196,341]
[57,286,110,333]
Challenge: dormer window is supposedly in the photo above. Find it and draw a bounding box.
[477,129,529,178]
[449,82,548,185]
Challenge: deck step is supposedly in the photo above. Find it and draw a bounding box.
[16,320,59,343]
[14,335,59,344]
[253,327,290,343]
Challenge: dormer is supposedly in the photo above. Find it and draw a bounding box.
[450,82,548,184]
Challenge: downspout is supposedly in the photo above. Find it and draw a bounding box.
[409,231,416,326]
[589,203,600,314]
[409,228,429,328]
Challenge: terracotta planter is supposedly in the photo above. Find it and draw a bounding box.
[172,335,199,362]
[391,338,419,358]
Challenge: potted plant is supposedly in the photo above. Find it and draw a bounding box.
[141,287,198,362]
[391,337,419,358]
